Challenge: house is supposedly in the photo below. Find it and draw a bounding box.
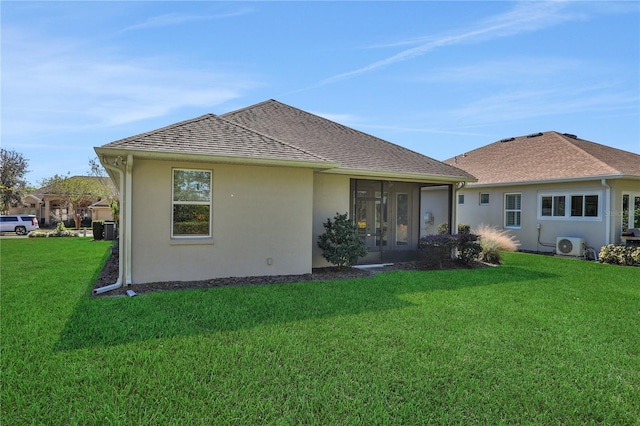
[444,131,640,256]
[94,99,475,290]
[8,176,115,226]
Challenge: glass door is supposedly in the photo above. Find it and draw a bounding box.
[354,181,387,253]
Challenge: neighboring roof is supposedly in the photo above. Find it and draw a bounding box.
[100,113,331,166]
[221,100,474,180]
[444,131,640,186]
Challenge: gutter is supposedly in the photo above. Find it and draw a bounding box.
[601,178,611,245]
[93,154,133,294]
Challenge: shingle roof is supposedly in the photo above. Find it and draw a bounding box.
[444,131,640,185]
[221,100,474,180]
[99,100,474,181]
[101,113,331,164]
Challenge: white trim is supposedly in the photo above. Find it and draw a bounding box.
[504,193,522,229]
[536,191,602,221]
[171,168,213,239]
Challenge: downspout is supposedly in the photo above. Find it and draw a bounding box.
[94,156,125,294]
[453,182,466,233]
[125,154,133,285]
[601,179,611,245]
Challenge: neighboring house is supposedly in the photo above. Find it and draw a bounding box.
[444,131,640,255]
[9,176,115,226]
[94,99,475,289]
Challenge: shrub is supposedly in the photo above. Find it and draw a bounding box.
[27,222,78,238]
[457,224,471,235]
[436,223,449,235]
[28,231,50,238]
[317,213,368,268]
[456,233,481,265]
[472,224,520,264]
[419,233,481,267]
[50,222,78,237]
[598,244,640,266]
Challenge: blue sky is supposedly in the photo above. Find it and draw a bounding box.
[3,1,639,186]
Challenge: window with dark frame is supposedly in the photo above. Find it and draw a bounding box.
[480,193,489,205]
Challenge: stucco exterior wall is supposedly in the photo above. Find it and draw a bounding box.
[420,186,449,237]
[130,159,315,284]
[311,173,351,267]
[457,180,613,253]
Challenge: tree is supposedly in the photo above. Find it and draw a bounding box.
[317,212,368,268]
[0,149,29,214]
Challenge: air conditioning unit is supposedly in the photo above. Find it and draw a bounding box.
[556,237,585,257]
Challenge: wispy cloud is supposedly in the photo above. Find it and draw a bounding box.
[119,8,253,33]
[316,2,583,86]
[450,83,639,125]
[2,29,260,140]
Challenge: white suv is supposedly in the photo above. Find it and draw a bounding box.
[0,215,40,235]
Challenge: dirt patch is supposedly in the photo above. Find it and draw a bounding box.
[92,254,484,297]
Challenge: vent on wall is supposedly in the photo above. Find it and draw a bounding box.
[556,237,585,257]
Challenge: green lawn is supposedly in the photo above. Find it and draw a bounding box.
[2,238,639,424]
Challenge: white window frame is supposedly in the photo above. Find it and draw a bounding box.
[537,191,602,221]
[171,168,212,238]
[504,193,521,229]
[458,194,464,205]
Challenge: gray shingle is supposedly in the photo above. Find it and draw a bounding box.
[102,113,331,164]
[221,100,474,180]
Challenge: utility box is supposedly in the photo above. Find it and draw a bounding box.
[104,222,117,240]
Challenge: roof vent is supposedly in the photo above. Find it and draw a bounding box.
[562,133,578,139]
[526,132,544,138]
[500,137,515,143]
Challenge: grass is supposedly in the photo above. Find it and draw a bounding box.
[2,238,639,424]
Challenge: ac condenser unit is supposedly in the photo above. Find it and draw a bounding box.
[556,237,585,257]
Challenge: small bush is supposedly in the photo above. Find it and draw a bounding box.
[599,244,640,266]
[473,224,520,264]
[436,223,449,235]
[419,233,481,267]
[50,222,79,237]
[457,224,471,235]
[317,213,368,268]
[28,231,50,238]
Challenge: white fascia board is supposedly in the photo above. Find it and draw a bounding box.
[463,174,634,188]
[94,147,339,171]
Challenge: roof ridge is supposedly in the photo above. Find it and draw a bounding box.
[217,114,333,163]
[107,114,217,145]
[552,131,623,175]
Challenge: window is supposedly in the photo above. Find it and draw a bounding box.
[172,169,212,237]
[480,193,489,205]
[541,195,565,217]
[538,192,600,220]
[458,194,464,204]
[504,193,521,228]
